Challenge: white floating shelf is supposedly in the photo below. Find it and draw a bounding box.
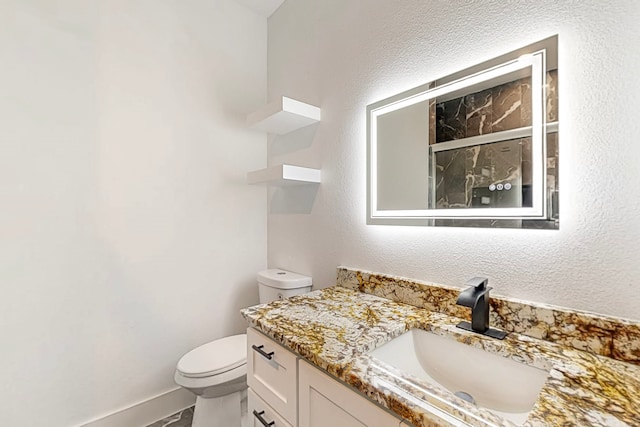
[247,164,321,186]
[247,96,321,135]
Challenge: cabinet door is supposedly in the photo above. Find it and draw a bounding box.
[248,388,293,427]
[298,360,402,427]
[247,328,298,425]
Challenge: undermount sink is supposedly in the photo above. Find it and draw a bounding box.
[369,329,550,425]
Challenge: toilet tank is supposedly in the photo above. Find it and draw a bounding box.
[257,269,312,303]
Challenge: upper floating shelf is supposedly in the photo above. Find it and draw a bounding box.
[247,164,321,186]
[247,96,321,135]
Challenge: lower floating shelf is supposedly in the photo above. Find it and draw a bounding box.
[247,164,321,186]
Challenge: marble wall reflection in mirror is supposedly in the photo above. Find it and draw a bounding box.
[367,36,558,229]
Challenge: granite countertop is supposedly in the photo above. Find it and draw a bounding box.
[241,286,640,427]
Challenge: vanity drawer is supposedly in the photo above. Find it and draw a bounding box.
[248,388,294,427]
[247,327,298,424]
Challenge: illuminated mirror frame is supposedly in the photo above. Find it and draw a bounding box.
[366,36,558,229]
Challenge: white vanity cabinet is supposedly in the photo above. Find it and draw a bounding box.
[247,328,298,426]
[298,360,404,427]
[248,388,294,427]
[248,328,406,427]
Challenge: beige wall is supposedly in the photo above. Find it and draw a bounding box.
[0,0,267,425]
[266,0,640,320]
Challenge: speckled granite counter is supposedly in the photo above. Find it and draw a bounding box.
[241,286,640,427]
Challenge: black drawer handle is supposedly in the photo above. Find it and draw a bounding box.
[253,410,275,426]
[252,344,274,360]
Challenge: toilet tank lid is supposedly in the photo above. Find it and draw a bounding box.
[257,269,312,289]
[176,334,247,378]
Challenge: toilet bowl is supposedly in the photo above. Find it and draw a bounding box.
[174,334,248,427]
[175,269,312,427]
[174,334,248,398]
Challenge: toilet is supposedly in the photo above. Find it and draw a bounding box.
[174,269,312,427]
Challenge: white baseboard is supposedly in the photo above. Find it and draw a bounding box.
[77,387,196,427]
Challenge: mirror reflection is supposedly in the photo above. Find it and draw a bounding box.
[367,36,558,228]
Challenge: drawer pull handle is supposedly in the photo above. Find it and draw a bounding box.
[252,344,274,360]
[253,410,275,426]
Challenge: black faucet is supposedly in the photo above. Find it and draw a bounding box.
[455,277,507,339]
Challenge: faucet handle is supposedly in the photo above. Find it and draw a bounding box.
[466,277,490,291]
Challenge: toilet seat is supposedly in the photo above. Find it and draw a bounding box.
[177,334,247,378]
[175,361,247,392]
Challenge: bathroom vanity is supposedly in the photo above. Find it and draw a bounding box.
[247,328,406,427]
[242,268,640,427]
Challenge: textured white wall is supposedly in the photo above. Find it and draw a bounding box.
[0,1,266,426]
[267,0,640,320]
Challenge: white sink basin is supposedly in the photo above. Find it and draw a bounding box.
[369,329,549,425]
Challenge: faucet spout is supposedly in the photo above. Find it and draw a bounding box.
[455,277,507,340]
[456,277,491,309]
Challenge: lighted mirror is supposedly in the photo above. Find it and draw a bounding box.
[367,36,558,228]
